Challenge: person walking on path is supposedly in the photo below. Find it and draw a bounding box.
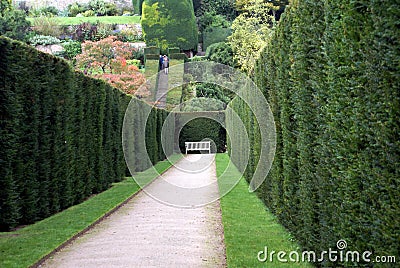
[159,55,163,71]
[163,55,169,74]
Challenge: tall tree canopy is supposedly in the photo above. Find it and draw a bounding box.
[0,0,30,41]
[236,0,288,20]
[195,0,237,21]
[141,0,198,51]
[228,0,276,74]
[0,0,11,14]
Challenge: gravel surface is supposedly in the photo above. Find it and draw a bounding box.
[40,154,226,268]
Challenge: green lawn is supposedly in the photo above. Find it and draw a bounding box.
[166,59,184,110]
[27,15,141,26]
[0,155,181,268]
[216,153,313,267]
[144,59,160,102]
[144,59,160,78]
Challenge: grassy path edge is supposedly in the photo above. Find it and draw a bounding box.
[31,155,181,268]
[0,155,181,268]
[215,153,312,267]
[31,182,143,268]
[31,155,182,268]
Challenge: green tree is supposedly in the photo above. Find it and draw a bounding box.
[0,0,11,14]
[228,0,275,74]
[205,42,235,67]
[192,0,201,14]
[198,11,230,33]
[235,0,288,21]
[196,0,237,21]
[141,0,198,51]
[0,2,30,41]
[195,0,236,50]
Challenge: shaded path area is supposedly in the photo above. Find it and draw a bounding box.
[40,154,226,268]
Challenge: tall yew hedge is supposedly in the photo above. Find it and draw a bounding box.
[0,37,170,231]
[228,0,399,265]
[176,112,226,153]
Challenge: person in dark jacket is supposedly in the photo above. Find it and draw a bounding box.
[159,55,164,71]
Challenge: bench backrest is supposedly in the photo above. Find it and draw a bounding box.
[185,141,211,154]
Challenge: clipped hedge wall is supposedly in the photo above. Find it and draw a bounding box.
[144,46,160,55]
[228,0,399,265]
[168,53,187,60]
[144,53,161,61]
[167,47,180,54]
[0,37,170,231]
[141,0,198,51]
[176,112,226,153]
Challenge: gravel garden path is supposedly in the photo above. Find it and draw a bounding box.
[155,71,168,109]
[40,154,226,268]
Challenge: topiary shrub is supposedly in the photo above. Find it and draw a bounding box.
[144,46,160,55]
[167,47,180,54]
[168,53,187,60]
[141,0,198,51]
[135,0,144,15]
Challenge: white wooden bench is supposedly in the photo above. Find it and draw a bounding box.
[185,141,211,154]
